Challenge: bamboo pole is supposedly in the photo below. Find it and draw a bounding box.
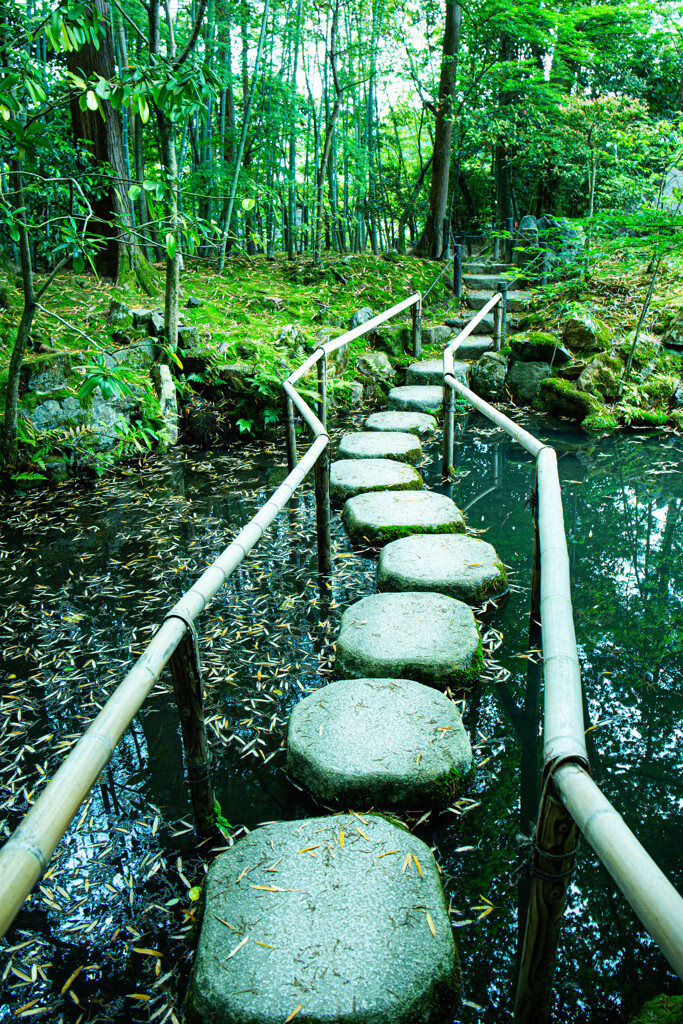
[412,296,422,358]
[554,763,683,981]
[443,378,545,458]
[442,381,455,477]
[453,243,462,298]
[283,389,298,472]
[317,349,328,429]
[514,783,580,1023]
[444,291,501,363]
[168,626,215,834]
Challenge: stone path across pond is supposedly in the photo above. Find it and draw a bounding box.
[193,274,513,1022]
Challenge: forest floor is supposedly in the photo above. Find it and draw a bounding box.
[1,245,682,486]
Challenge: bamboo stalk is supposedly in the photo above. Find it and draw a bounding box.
[442,381,455,477]
[444,291,501,360]
[283,389,298,472]
[443,377,545,458]
[412,296,422,357]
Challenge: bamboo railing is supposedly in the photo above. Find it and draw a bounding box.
[441,299,683,1019]
[0,288,423,940]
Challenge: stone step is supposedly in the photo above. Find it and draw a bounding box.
[445,313,497,336]
[377,534,508,605]
[406,359,468,387]
[330,459,422,503]
[462,273,525,291]
[387,385,443,415]
[337,430,421,464]
[452,336,495,360]
[342,489,465,548]
[188,814,458,1024]
[364,410,437,436]
[463,260,513,275]
[335,591,483,690]
[466,290,531,312]
[286,677,473,809]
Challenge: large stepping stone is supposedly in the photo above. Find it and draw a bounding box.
[455,336,495,360]
[335,592,483,689]
[364,410,437,436]
[387,385,443,415]
[463,261,514,275]
[377,534,508,604]
[342,490,465,548]
[337,430,421,464]
[446,313,521,335]
[466,289,531,313]
[330,459,422,503]
[406,359,468,387]
[287,677,473,808]
[187,814,459,1024]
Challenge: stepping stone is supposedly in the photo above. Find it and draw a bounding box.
[463,261,513,275]
[377,534,508,604]
[330,459,422,503]
[188,814,459,1024]
[337,430,422,464]
[387,385,443,415]
[364,410,437,436]
[335,592,483,689]
[466,289,531,313]
[287,677,473,809]
[407,359,468,387]
[454,336,494,360]
[342,490,465,548]
[446,313,521,335]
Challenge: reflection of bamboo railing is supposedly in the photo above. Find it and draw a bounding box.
[442,311,683,1017]
[0,287,424,941]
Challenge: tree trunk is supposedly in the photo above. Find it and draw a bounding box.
[66,0,135,280]
[413,0,461,258]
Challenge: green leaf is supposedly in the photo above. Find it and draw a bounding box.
[241,197,256,211]
[128,184,142,201]
[137,94,150,124]
[86,89,98,111]
[165,232,175,259]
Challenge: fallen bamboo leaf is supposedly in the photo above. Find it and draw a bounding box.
[426,913,436,937]
[413,855,423,877]
[285,1004,303,1022]
[60,965,82,994]
[226,935,249,959]
[377,849,400,858]
[401,852,412,873]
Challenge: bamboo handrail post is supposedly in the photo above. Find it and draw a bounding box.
[412,295,422,358]
[317,348,328,429]
[500,283,508,350]
[453,243,462,298]
[314,444,332,575]
[168,625,215,835]
[442,379,455,478]
[493,300,502,352]
[513,782,580,1024]
[283,388,298,472]
[506,216,514,262]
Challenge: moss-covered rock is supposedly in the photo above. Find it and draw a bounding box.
[618,332,661,372]
[537,378,615,432]
[375,324,410,362]
[629,994,683,1024]
[470,352,508,401]
[577,352,623,401]
[562,313,611,353]
[510,331,571,365]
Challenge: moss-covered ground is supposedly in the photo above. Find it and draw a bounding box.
[0,253,454,482]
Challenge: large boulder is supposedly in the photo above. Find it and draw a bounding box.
[663,310,683,351]
[348,307,375,331]
[505,360,551,405]
[151,364,178,446]
[537,378,617,432]
[513,214,540,270]
[469,351,508,401]
[577,352,623,401]
[617,331,661,375]
[562,314,611,354]
[356,351,395,379]
[537,216,585,272]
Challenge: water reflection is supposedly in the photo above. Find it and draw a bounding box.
[0,420,682,1022]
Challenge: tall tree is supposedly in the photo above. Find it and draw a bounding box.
[413,0,461,258]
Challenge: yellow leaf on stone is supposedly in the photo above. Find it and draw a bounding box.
[285,1005,303,1023]
[426,913,436,937]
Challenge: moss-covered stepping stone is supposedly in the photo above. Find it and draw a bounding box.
[387,385,443,415]
[331,459,422,503]
[377,534,508,604]
[406,360,468,387]
[337,430,422,464]
[287,677,473,809]
[187,814,460,1024]
[335,592,483,690]
[364,410,437,436]
[342,489,465,547]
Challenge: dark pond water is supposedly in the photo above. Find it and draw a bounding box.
[0,410,682,1023]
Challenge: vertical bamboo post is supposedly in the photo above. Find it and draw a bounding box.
[453,244,462,298]
[168,624,215,836]
[442,383,455,478]
[283,388,297,472]
[442,217,450,259]
[506,216,514,262]
[411,296,422,358]
[513,782,580,1024]
[501,284,508,349]
[493,296,502,352]
[317,350,327,429]
[314,446,332,575]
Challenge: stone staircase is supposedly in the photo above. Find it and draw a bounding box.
[187,342,510,1023]
[444,259,529,354]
